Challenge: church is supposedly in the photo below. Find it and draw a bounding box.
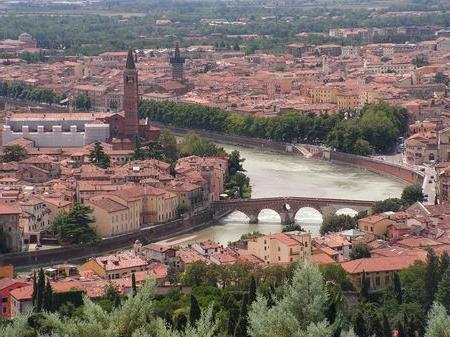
[1,50,160,150]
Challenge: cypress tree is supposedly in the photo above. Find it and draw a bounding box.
[425,249,440,309]
[382,313,391,337]
[131,272,137,296]
[43,280,53,312]
[175,313,187,331]
[393,272,403,304]
[189,295,201,324]
[360,271,370,301]
[436,268,450,311]
[164,311,173,327]
[234,294,249,337]
[31,270,37,307]
[228,307,239,336]
[368,314,383,337]
[248,276,257,305]
[440,251,450,276]
[354,310,366,337]
[396,321,407,337]
[35,268,45,312]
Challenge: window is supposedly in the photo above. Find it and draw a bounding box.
[375,276,380,287]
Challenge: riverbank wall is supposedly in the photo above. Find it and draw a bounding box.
[155,123,423,186]
[0,210,215,269]
[326,150,423,185]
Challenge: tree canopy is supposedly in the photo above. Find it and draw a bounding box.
[48,204,98,244]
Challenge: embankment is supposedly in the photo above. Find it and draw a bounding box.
[1,210,214,269]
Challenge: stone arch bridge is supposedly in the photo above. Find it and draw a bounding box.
[212,197,375,225]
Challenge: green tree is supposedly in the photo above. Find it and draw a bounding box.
[424,303,450,337]
[393,272,403,305]
[75,94,91,110]
[401,185,424,206]
[248,276,257,305]
[147,141,166,161]
[360,271,370,301]
[35,268,45,312]
[353,138,372,156]
[372,198,404,214]
[49,204,98,244]
[89,141,110,169]
[0,228,9,253]
[227,172,251,199]
[132,272,137,296]
[436,269,450,312]
[190,295,201,324]
[228,150,245,176]
[104,283,121,308]
[349,243,371,260]
[132,136,146,160]
[440,251,450,275]
[2,144,28,162]
[383,312,391,337]
[425,249,440,310]
[248,261,330,337]
[159,129,179,163]
[234,293,249,337]
[353,310,367,337]
[31,271,37,306]
[43,281,53,312]
[320,214,357,234]
[434,72,449,85]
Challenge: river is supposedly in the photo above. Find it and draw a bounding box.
[160,144,406,246]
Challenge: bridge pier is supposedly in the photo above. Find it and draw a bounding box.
[280,211,295,225]
[248,214,258,224]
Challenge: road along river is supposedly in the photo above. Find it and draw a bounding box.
[160,144,406,245]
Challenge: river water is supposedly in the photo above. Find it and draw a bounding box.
[161,144,406,245]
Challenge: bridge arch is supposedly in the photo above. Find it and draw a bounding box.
[257,209,282,223]
[294,207,323,224]
[336,207,358,217]
[223,210,250,223]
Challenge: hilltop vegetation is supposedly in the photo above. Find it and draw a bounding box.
[2,259,450,337]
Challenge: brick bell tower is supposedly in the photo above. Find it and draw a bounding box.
[122,49,139,138]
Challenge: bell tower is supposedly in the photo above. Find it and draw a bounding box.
[123,49,139,138]
[170,43,185,82]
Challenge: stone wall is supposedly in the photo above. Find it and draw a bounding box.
[328,151,423,185]
[0,210,213,269]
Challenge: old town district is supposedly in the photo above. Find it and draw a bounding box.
[3,33,450,324]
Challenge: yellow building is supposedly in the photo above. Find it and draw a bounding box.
[88,196,132,237]
[358,215,394,237]
[40,198,73,224]
[336,92,360,110]
[141,186,179,223]
[164,180,204,210]
[309,86,339,104]
[248,232,311,265]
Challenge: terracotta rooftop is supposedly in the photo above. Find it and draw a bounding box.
[341,255,423,274]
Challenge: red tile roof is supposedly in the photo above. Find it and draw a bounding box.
[341,255,423,274]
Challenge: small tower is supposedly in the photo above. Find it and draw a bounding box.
[122,49,139,138]
[170,43,185,81]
